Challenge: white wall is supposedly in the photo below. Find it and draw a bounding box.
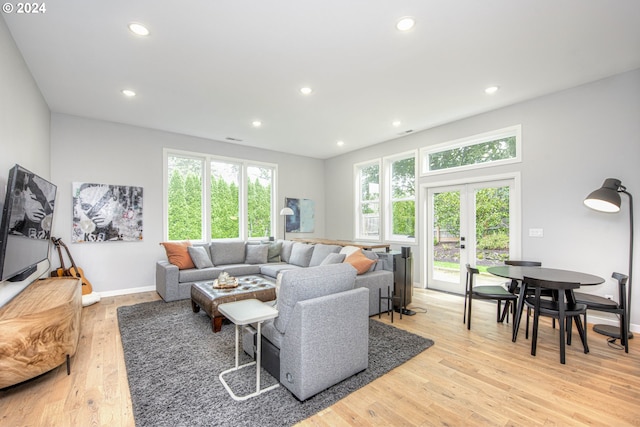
[0,17,51,305]
[49,113,325,294]
[325,68,640,331]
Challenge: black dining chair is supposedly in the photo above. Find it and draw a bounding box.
[464,264,518,330]
[503,260,542,321]
[573,272,628,353]
[523,276,588,364]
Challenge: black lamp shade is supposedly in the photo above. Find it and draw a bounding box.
[584,178,622,213]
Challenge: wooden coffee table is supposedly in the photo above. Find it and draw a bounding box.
[190,275,276,333]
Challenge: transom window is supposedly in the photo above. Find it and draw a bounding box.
[421,125,521,176]
[165,150,276,241]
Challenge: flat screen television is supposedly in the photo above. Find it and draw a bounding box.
[0,164,57,282]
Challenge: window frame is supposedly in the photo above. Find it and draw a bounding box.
[384,150,417,244]
[354,159,382,241]
[163,148,278,242]
[419,125,522,177]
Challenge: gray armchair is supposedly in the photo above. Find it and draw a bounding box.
[244,263,369,401]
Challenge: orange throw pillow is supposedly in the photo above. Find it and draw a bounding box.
[160,241,195,270]
[344,250,376,275]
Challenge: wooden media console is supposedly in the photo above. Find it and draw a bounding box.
[0,277,82,389]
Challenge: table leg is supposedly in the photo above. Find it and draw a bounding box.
[512,283,528,342]
[256,321,262,394]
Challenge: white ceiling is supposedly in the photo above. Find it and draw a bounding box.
[4,1,640,159]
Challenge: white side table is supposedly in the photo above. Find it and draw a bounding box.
[217,298,279,401]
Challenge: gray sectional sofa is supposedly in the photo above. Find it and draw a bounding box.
[155,239,393,316]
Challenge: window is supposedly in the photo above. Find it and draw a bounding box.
[386,152,416,241]
[355,160,380,240]
[165,150,276,241]
[421,125,521,176]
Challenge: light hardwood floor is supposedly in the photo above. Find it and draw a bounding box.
[1,288,639,426]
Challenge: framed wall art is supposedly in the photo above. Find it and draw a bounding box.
[285,197,315,233]
[72,182,143,243]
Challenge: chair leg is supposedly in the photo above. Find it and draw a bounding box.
[496,300,502,322]
[621,311,629,353]
[467,294,473,330]
[558,307,566,365]
[525,307,530,339]
[566,316,572,346]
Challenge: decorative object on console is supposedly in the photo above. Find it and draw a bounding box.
[72,182,143,243]
[284,197,315,233]
[584,178,634,341]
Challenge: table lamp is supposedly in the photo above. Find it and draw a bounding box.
[280,207,294,240]
[584,178,634,340]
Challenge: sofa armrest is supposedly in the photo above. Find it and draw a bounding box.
[155,260,179,302]
[280,287,369,401]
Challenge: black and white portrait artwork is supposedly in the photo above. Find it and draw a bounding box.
[8,169,56,240]
[72,182,143,243]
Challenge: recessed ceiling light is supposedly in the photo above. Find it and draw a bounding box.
[485,86,500,94]
[396,17,415,31]
[300,87,313,95]
[392,120,402,127]
[128,22,150,36]
[252,120,262,128]
[336,140,345,147]
[121,89,136,97]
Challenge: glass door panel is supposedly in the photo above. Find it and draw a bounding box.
[427,179,516,293]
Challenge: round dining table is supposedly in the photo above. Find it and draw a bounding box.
[487,266,605,343]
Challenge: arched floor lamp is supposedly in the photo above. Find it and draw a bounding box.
[280,207,294,240]
[584,178,634,340]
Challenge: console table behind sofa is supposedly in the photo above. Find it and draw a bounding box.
[290,238,390,252]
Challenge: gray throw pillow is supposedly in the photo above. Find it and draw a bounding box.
[320,252,346,265]
[261,241,282,262]
[187,246,214,269]
[288,243,314,267]
[245,244,269,264]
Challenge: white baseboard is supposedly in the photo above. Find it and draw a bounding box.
[97,285,156,298]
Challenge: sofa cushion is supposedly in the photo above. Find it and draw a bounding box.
[308,244,342,267]
[210,241,246,265]
[221,264,262,276]
[320,252,346,265]
[245,244,268,264]
[266,241,282,262]
[260,263,300,278]
[179,267,223,283]
[160,241,195,270]
[187,246,214,269]
[288,243,314,267]
[279,240,294,263]
[344,250,376,275]
[274,263,356,334]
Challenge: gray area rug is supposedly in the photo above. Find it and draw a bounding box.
[117,299,434,427]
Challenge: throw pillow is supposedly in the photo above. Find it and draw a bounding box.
[339,245,361,257]
[160,241,195,270]
[245,244,269,264]
[187,246,213,269]
[288,243,314,267]
[261,240,282,262]
[344,249,376,275]
[320,252,346,265]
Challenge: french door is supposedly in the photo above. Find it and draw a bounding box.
[426,178,518,295]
